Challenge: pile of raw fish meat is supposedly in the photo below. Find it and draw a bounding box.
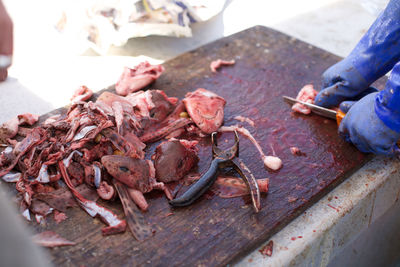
[0,61,272,242]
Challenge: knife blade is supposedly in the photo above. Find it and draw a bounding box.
[283,95,345,125]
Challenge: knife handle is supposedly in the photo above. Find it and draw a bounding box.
[336,110,346,126]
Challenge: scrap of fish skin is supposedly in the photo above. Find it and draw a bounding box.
[32,231,76,247]
[113,181,153,241]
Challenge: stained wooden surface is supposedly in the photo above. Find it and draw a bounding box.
[7,26,387,266]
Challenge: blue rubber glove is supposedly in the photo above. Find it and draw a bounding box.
[315,0,400,108]
[338,93,400,156]
[339,62,400,156]
[375,62,400,133]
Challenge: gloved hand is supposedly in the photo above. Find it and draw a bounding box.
[315,61,378,108]
[0,0,13,82]
[339,61,400,156]
[338,93,400,156]
[315,0,400,108]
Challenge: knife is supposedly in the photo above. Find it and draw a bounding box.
[283,95,400,157]
[282,96,346,126]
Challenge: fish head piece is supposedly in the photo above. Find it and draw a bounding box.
[183,88,226,134]
[101,155,150,191]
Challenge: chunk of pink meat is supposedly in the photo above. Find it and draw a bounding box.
[97,181,115,200]
[18,113,39,126]
[183,88,226,134]
[178,138,199,152]
[96,91,134,114]
[127,187,148,211]
[139,117,191,143]
[1,113,38,143]
[96,92,145,133]
[146,90,177,122]
[98,90,176,128]
[148,159,156,178]
[183,174,269,198]
[123,132,146,159]
[290,146,302,155]
[138,100,192,143]
[115,62,165,96]
[125,91,153,118]
[54,210,68,224]
[70,85,93,103]
[292,84,318,115]
[126,90,176,121]
[112,101,124,135]
[210,59,235,73]
[0,117,19,143]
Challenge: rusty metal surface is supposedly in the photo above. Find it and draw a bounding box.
[6,26,387,266]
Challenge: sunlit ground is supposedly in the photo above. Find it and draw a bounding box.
[0,0,377,122]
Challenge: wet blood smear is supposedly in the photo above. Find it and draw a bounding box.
[259,240,273,256]
[298,236,303,238]
[291,237,297,241]
[313,230,316,232]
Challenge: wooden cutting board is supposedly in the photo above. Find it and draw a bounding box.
[12,26,386,266]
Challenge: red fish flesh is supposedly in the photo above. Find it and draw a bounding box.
[292,84,318,114]
[183,88,226,134]
[210,59,235,73]
[115,62,165,96]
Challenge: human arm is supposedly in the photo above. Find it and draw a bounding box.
[315,0,400,108]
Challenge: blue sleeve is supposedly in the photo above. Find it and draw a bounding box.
[375,61,400,132]
[348,0,400,85]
